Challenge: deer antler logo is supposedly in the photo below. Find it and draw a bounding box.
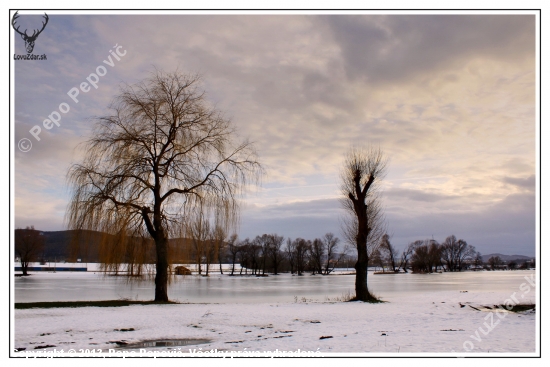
[12,11,49,54]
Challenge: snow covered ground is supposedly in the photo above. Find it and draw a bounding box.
[14,286,537,356]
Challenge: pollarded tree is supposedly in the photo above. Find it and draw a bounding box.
[340,146,387,302]
[67,70,262,302]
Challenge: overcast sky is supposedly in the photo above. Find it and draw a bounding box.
[13,12,537,256]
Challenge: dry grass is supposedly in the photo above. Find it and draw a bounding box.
[325,289,354,302]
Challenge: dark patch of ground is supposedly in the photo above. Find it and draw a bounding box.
[15,300,178,309]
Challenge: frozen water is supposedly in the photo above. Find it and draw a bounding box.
[14,269,534,303]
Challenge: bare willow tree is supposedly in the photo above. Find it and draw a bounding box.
[340,146,387,302]
[67,70,262,302]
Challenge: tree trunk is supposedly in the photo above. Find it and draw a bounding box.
[354,233,369,301]
[21,261,28,276]
[353,195,375,301]
[154,236,169,302]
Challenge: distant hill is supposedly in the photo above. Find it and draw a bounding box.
[481,253,534,263]
[33,230,193,263]
[40,230,103,262]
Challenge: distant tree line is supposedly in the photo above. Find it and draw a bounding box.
[370,234,478,273]
[189,232,349,276]
[370,234,535,273]
[486,255,535,271]
[16,226,535,277]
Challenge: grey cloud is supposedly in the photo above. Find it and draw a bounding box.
[386,192,535,255]
[240,199,343,240]
[325,14,535,83]
[502,174,536,191]
[499,158,535,175]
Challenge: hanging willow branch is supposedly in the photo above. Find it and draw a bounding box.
[66,70,263,301]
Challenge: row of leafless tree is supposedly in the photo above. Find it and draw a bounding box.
[226,234,283,276]
[487,256,535,270]
[225,232,347,276]
[369,234,478,273]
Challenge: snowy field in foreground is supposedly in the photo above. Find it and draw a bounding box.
[14,288,536,356]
